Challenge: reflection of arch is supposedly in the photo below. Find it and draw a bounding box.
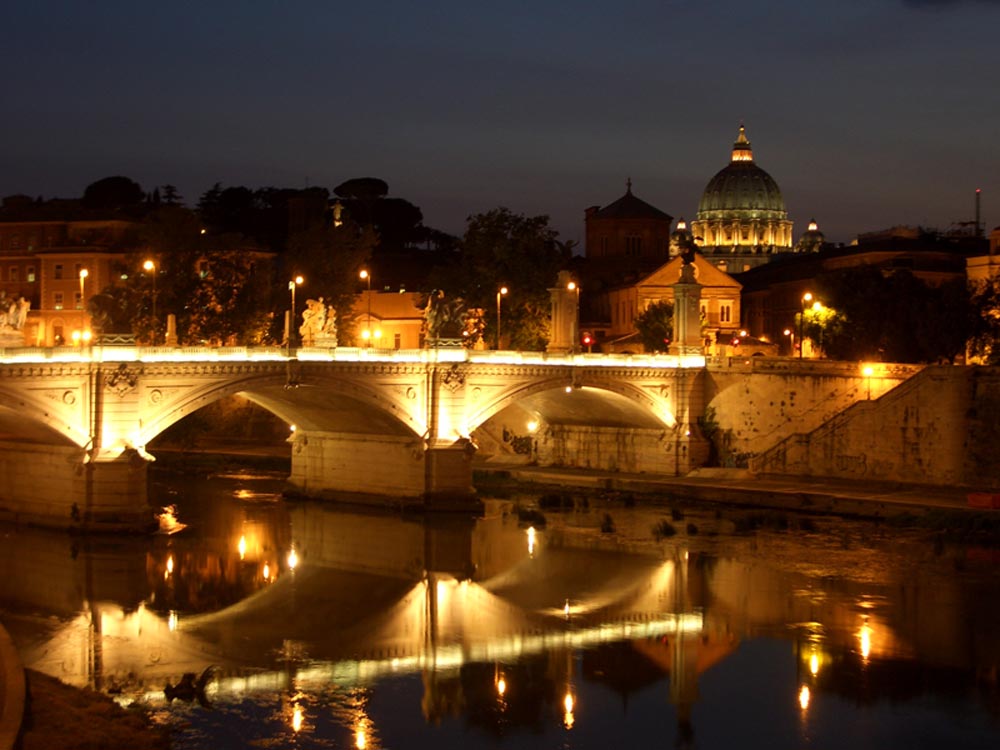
[139,369,425,446]
[466,375,675,432]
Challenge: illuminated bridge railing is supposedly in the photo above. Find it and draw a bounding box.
[0,345,706,369]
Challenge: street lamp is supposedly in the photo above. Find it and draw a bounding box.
[143,259,157,344]
[360,269,371,346]
[288,275,304,351]
[78,268,88,309]
[783,328,794,357]
[798,292,813,360]
[863,365,874,400]
[567,281,580,353]
[496,286,508,350]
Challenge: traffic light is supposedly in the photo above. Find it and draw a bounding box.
[581,331,593,352]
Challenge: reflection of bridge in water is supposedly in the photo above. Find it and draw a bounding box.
[4,498,997,729]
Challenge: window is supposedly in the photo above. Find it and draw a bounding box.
[54,264,63,280]
[720,303,732,323]
[54,292,64,310]
[75,292,83,309]
[8,267,17,282]
[625,236,642,256]
[27,266,36,283]
[394,333,401,350]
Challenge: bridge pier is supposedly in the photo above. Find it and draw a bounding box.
[0,442,150,531]
[288,431,477,509]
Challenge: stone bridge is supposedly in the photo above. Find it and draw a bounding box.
[0,346,708,529]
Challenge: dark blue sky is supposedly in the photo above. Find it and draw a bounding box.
[2,0,998,244]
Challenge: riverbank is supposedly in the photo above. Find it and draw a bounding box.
[2,667,168,750]
[475,463,996,523]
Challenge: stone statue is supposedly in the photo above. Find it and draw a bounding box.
[0,295,29,331]
[298,297,326,346]
[321,304,338,342]
[423,290,468,341]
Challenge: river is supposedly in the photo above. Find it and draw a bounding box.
[1,464,999,749]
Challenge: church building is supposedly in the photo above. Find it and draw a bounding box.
[691,125,796,273]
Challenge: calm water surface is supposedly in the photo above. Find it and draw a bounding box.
[2,467,999,749]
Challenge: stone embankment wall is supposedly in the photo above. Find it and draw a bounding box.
[751,365,1000,489]
[704,358,921,464]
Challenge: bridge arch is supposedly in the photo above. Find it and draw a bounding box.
[0,381,89,448]
[465,374,676,434]
[137,366,427,447]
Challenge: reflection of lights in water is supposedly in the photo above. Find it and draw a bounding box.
[527,526,536,556]
[263,563,271,581]
[291,704,303,732]
[287,547,298,571]
[564,599,570,619]
[355,728,366,749]
[859,621,872,661]
[238,535,247,560]
[496,677,506,697]
[157,505,186,534]
[563,691,575,729]
[168,611,178,632]
[799,684,811,711]
[809,652,819,676]
[165,555,174,579]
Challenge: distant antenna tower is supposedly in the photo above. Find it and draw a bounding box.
[976,188,982,237]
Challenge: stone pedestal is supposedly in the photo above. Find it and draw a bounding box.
[669,263,704,357]
[0,442,151,531]
[288,431,478,508]
[547,270,578,354]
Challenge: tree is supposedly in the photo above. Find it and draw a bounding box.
[430,207,562,350]
[635,301,674,353]
[968,275,1000,364]
[82,176,145,213]
[284,218,377,345]
[815,266,971,363]
[161,185,183,206]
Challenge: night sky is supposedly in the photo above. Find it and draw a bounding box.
[2,0,998,245]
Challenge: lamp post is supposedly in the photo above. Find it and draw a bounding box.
[360,269,371,346]
[783,328,794,357]
[799,292,812,360]
[496,286,508,349]
[567,281,580,353]
[143,259,157,344]
[863,365,874,400]
[288,275,303,352]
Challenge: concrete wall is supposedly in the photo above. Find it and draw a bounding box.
[705,358,921,463]
[537,425,707,475]
[751,366,1000,488]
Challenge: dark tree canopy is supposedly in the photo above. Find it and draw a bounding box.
[635,300,674,353]
[814,266,970,363]
[82,176,145,213]
[428,207,562,350]
[333,177,389,200]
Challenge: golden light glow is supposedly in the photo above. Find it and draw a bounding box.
[803,292,813,304]
[356,728,367,749]
[808,220,819,232]
[677,219,687,230]
[165,555,174,575]
[238,535,247,560]
[862,365,874,377]
[564,599,571,619]
[526,419,538,433]
[809,652,819,676]
[359,269,369,280]
[168,610,178,632]
[79,268,89,280]
[288,547,299,571]
[798,684,811,711]
[294,275,304,285]
[496,677,507,697]
[527,526,536,556]
[859,621,872,661]
[143,259,155,272]
[292,704,303,733]
[263,562,271,581]
[361,329,371,340]
[563,691,575,729]
[499,286,508,296]
[567,281,577,291]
